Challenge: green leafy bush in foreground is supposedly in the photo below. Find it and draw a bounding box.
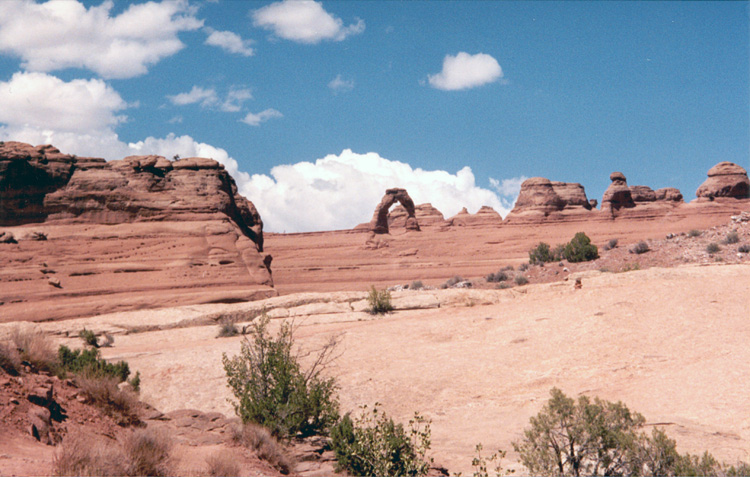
[58,345,130,382]
[563,232,599,263]
[331,404,432,477]
[223,315,339,439]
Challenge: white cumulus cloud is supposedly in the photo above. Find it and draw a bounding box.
[252,0,364,44]
[428,52,503,91]
[221,87,253,112]
[241,149,514,233]
[328,74,354,93]
[490,175,528,198]
[241,109,283,126]
[205,28,254,56]
[0,0,203,79]
[168,86,219,107]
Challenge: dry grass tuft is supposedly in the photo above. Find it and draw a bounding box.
[76,376,142,426]
[54,432,127,476]
[205,449,242,477]
[10,327,57,373]
[0,341,21,375]
[121,428,174,477]
[232,422,294,474]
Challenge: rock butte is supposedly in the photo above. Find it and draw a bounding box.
[0,141,274,322]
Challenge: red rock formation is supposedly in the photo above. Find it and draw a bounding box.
[601,172,635,215]
[629,185,657,202]
[0,142,274,322]
[446,206,504,227]
[655,187,683,202]
[504,177,593,222]
[696,162,750,200]
[389,203,445,228]
[368,188,420,234]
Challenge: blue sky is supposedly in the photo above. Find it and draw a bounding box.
[0,0,747,232]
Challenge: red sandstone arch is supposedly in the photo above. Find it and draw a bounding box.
[370,188,420,234]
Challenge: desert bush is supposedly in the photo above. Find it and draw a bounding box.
[367,286,394,314]
[603,238,619,251]
[688,229,702,237]
[563,232,599,263]
[514,274,529,286]
[11,327,58,373]
[76,376,142,426]
[410,280,425,290]
[232,422,294,474]
[706,242,721,254]
[128,371,141,392]
[441,275,466,289]
[30,231,48,241]
[519,263,529,272]
[217,321,240,338]
[205,449,242,477]
[58,346,130,382]
[630,241,650,254]
[552,244,566,262]
[0,341,21,375]
[330,404,433,477]
[514,388,647,476]
[471,443,512,477]
[223,315,339,439]
[739,244,750,253]
[54,432,127,476]
[724,230,740,244]
[121,428,173,476]
[528,242,553,265]
[486,270,508,283]
[496,283,512,290]
[79,328,99,348]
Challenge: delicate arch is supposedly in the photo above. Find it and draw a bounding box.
[370,188,420,234]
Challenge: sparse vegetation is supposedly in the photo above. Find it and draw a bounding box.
[739,244,750,254]
[120,428,173,477]
[619,263,641,273]
[231,422,294,474]
[603,238,619,251]
[0,341,21,375]
[563,232,599,263]
[53,431,128,476]
[410,280,425,290]
[486,270,509,283]
[724,230,740,244]
[75,376,142,426]
[496,282,512,290]
[222,315,340,439]
[441,275,466,289]
[514,274,529,286]
[205,449,242,477]
[519,263,529,272]
[471,443,513,477]
[11,327,58,373]
[79,328,99,348]
[528,242,553,265]
[688,229,702,237]
[367,286,394,314]
[58,345,130,382]
[630,241,650,254]
[30,231,48,241]
[330,404,433,477]
[217,321,240,338]
[706,242,721,254]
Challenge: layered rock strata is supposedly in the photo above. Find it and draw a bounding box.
[696,162,750,200]
[504,178,593,222]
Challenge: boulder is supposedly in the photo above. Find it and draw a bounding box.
[696,162,750,200]
[629,185,656,202]
[601,172,635,215]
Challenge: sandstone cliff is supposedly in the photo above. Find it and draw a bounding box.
[0,142,274,322]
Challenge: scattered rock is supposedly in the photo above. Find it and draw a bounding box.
[0,231,17,244]
[47,277,61,288]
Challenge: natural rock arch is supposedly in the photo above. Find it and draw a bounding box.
[369,188,420,234]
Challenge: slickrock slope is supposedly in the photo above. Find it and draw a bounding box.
[0,142,274,323]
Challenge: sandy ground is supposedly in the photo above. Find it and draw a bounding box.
[5,261,748,475]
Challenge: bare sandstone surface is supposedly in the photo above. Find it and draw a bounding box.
[4,262,748,474]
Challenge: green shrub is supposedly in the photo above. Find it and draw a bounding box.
[514,275,529,286]
[630,241,650,254]
[128,371,141,392]
[471,443,512,477]
[410,280,425,290]
[603,238,619,251]
[706,242,721,254]
[58,345,130,382]
[367,286,394,314]
[528,242,553,265]
[486,271,508,283]
[552,244,566,262]
[688,229,702,237]
[724,230,740,244]
[563,232,599,263]
[222,315,339,439]
[79,328,99,348]
[330,404,432,477]
[519,263,529,272]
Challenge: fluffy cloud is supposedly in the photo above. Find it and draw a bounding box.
[490,176,528,198]
[241,149,516,233]
[168,86,253,112]
[241,109,283,126]
[168,86,219,108]
[0,0,202,79]
[428,52,503,91]
[0,72,127,134]
[205,28,254,56]
[328,74,354,93]
[252,0,364,44]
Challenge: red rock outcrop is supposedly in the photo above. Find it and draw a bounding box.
[446,206,504,227]
[655,187,683,202]
[366,188,420,234]
[389,203,445,229]
[601,172,636,215]
[0,142,274,322]
[504,177,593,222]
[629,185,657,203]
[696,162,750,200]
